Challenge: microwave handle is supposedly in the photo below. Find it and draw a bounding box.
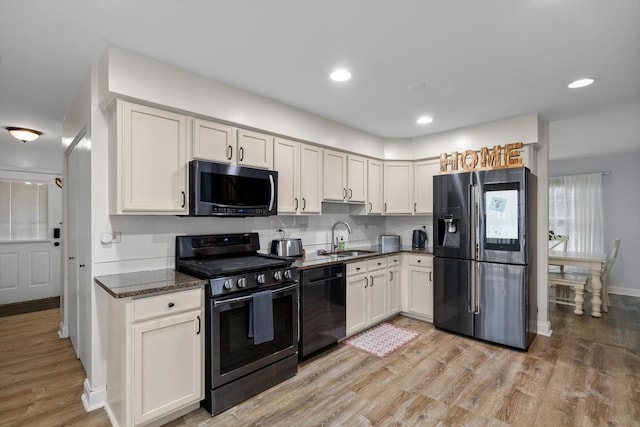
[269,174,275,212]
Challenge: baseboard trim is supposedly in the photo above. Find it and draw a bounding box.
[0,296,60,317]
[58,321,69,338]
[536,320,552,337]
[609,287,640,298]
[81,378,106,412]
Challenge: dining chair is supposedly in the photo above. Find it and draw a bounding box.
[600,238,621,312]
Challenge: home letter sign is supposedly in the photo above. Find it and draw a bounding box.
[440,142,523,173]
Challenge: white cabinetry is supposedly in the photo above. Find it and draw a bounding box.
[383,161,414,214]
[323,150,367,203]
[405,254,433,322]
[192,119,273,169]
[346,257,389,336]
[274,138,322,214]
[414,159,440,214]
[106,288,204,427]
[367,159,383,214]
[387,254,401,315]
[110,100,189,215]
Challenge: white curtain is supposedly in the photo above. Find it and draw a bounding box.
[549,173,604,253]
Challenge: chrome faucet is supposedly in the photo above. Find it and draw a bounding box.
[331,221,352,251]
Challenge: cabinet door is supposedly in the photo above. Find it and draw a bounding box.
[323,150,347,201]
[408,267,433,320]
[133,310,202,425]
[347,155,367,203]
[388,266,401,315]
[119,101,188,214]
[368,270,387,324]
[383,162,414,214]
[367,160,383,214]
[414,159,440,214]
[237,129,274,169]
[346,274,367,336]
[300,144,323,213]
[192,119,236,164]
[274,138,300,214]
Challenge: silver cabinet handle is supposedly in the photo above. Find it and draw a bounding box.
[294,198,299,211]
[348,188,353,199]
[239,147,245,162]
[181,191,186,208]
[390,271,393,281]
[368,202,372,212]
[414,202,417,212]
[384,203,387,212]
[302,198,306,210]
[364,276,369,288]
[196,315,201,335]
[343,188,347,199]
[369,275,374,286]
[227,145,233,160]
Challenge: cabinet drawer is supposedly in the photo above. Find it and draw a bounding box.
[346,260,367,276]
[407,254,433,268]
[367,257,387,271]
[387,255,401,267]
[133,288,202,322]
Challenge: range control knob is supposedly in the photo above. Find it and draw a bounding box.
[283,269,292,280]
[223,279,233,290]
[237,277,247,288]
[273,270,283,281]
[256,273,266,284]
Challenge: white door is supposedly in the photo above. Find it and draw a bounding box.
[0,171,62,304]
[65,136,91,361]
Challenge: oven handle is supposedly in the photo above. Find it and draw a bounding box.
[213,282,298,306]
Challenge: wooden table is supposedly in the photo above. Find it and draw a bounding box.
[548,251,607,317]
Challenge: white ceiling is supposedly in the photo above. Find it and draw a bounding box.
[1,0,639,160]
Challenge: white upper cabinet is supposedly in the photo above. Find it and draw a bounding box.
[111,100,189,215]
[367,159,383,214]
[383,161,414,214]
[414,159,440,214]
[192,119,273,169]
[237,129,274,169]
[323,150,347,201]
[274,138,322,214]
[323,150,367,203]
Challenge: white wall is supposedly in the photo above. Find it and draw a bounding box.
[549,151,640,297]
[0,143,63,173]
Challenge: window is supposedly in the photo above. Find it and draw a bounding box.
[0,179,49,241]
[549,173,604,253]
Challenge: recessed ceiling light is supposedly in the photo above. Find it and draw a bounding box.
[416,116,433,125]
[568,78,596,89]
[330,69,351,82]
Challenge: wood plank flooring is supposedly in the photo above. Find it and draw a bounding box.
[1,295,638,426]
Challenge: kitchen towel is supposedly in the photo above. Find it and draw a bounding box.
[248,290,274,345]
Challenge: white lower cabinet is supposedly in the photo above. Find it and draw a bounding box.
[346,257,399,336]
[106,288,204,427]
[404,254,434,321]
[387,254,401,315]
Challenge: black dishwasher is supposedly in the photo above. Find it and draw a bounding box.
[299,263,346,358]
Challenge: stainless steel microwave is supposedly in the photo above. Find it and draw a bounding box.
[189,160,277,216]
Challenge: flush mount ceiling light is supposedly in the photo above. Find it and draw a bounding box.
[330,69,351,82]
[5,127,43,143]
[416,116,433,125]
[568,78,596,89]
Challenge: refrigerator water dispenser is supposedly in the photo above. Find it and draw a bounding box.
[438,213,460,248]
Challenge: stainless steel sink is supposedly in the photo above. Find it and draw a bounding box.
[317,249,376,257]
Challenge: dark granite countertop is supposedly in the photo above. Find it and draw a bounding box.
[291,245,433,270]
[95,269,207,299]
[95,246,432,298]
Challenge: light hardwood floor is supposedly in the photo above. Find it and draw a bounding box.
[1,295,638,426]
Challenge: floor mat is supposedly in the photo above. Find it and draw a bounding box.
[345,322,419,358]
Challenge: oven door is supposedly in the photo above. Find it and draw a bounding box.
[209,282,298,388]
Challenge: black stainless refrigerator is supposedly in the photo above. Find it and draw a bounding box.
[433,167,537,350]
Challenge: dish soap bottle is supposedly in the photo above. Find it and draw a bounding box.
[338,236,345,251]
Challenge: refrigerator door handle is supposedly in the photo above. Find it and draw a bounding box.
[469,261,475,313]
[470,183,479,260]
[474,263,480,314]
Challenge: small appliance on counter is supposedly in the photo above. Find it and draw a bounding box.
[412,229,427,248]
[270,238,304,257]
[379,235,401,252]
